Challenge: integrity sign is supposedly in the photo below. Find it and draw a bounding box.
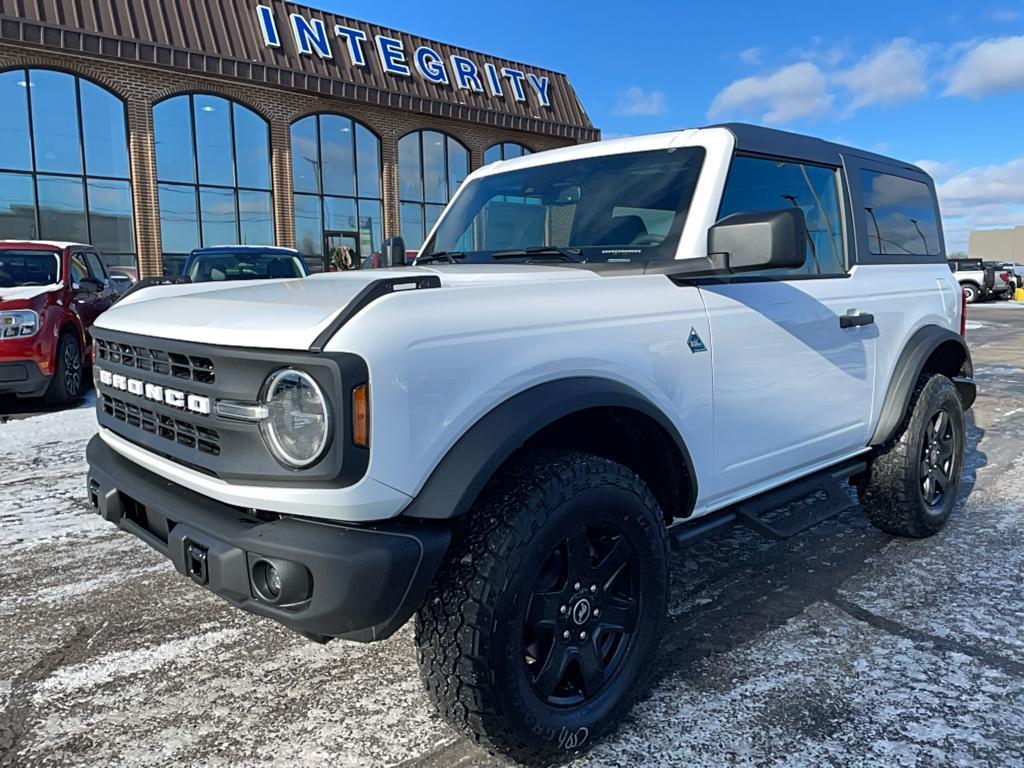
[255,5,553,109]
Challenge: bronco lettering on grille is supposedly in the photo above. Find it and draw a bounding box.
[97,368,211,416]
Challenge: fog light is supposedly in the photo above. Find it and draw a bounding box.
[249,556,312,607]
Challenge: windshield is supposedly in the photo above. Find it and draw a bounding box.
[186,253,306,282]
[0,250,61,288]
[423,148,705,263]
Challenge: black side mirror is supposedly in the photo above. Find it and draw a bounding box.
[382,237,407,268]
[707,209,808,273]
[77,277,103,294]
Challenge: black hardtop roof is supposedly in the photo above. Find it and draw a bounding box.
[709,123,926,177]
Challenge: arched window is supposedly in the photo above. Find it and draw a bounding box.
[291,114,383,271]
[153,94,273,274]
[0,69,135,267]
[483,142,532,165]
[398,131,470,250]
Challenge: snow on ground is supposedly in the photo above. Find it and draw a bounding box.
[3,307,1024,767]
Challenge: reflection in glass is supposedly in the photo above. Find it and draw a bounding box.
[0,71,32,172]
[321,115,356,198]
[398,133,422,201]
[289,114,383,262]
[37,176,88,243]
[290,116,320,194]
[158,184,199,255]
[447,140,469,197]
[87,179,134,255]
[423,132,447,204]
[154,97,196,184]
[31,70,82,175]
[0,173,38,239]
[294,194,324,259]
[81,81,129,179]
[356,125,381,198]
[239,191,274,245]
[200,187,238,245]
[156,94,274,259]
[194,96,234,187]
[400,202,425,250]
[234,104,271,190]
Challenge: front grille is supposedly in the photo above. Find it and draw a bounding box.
[95,338,215,384]
[102,394,221,456]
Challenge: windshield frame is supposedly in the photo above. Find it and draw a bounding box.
[420,146,707,266]
[0,249,63,289]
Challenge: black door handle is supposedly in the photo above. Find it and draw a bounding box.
[840,312,875,329]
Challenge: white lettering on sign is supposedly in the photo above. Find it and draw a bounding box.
[255,5,554,109]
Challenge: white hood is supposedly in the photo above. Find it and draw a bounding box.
[0,284,61,303]
[95,266,599,350]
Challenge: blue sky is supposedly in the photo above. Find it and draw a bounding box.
[316,0,1024,252]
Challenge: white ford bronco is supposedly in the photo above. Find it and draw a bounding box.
[87,124,976,764]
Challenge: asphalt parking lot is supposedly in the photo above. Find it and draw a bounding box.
[2,303,1024,767]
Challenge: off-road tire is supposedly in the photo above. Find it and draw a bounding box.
[414,450,669,765]
[44,332,85,406]
[961,283,979,304]
[857,373,965,538]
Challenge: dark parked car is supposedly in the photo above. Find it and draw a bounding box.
[182,246,310,283]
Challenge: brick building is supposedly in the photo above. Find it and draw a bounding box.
[0,0,597,277]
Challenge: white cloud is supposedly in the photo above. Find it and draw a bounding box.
[738,47,763,66]
[914,159,959,180]
[613,86,667,116]
[990,8,1021,21]
[707,62,834,124]
[945,35,1024,96]
[834,38,929,109]
[934,158,1024,250]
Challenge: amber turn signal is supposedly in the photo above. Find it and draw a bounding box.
[352,384,370,448]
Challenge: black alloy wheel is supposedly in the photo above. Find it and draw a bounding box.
[920,408,957,509]
[524,523,640,707]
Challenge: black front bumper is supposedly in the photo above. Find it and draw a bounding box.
[0,360,50,398]
[86,435,450,642]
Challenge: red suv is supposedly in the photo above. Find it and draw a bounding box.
[0,241,117,405]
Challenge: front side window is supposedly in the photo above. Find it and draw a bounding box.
[0,69,135,267]
[290,114,383,271]
[0,249,60,287]
[719,156,846,276]
[425,148,705,263]
[861,170,941,257]
[154,95,274,275]
[399,131,470,250]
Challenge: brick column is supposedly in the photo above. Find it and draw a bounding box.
[380,131,401,239]
[126,96,162,278]
[269,117,295,248]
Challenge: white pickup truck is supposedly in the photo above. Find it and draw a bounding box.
[87,124,975,764]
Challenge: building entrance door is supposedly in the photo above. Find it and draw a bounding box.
[325,231,361,271]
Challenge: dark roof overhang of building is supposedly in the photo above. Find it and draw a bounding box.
[0,0,598,142]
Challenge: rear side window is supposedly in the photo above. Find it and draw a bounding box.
[860,171,941,257]
[719,156,846,276]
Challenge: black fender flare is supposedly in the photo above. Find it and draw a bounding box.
[870,325,975,446]
[401,377,698,520]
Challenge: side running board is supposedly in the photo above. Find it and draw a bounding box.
[671,459,868,549]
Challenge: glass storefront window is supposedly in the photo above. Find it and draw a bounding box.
[483,142,532,165]
[0,69,135,266]
[289,114,384,271]
[154,94,274,274]
[398,131,470,249]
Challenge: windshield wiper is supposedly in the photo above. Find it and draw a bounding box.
[492,247,584,263]
[415,251,465,265]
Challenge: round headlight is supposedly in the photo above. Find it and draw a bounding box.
[260,369,330,468]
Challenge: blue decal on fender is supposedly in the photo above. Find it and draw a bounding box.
[688,328,708,354]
